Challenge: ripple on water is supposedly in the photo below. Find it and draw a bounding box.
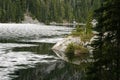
[0,24,74,80]
[0,51,59,80]
[0,43,59,80]
[0,24,73,40]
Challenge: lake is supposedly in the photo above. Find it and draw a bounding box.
[0,23,83,80]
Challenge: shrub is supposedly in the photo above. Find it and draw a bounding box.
[71,25,93,42]
[65,43,75,61]
[75,45,89,54]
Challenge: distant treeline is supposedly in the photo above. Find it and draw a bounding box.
[0,0,101,23]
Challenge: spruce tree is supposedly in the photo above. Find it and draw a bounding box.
[86,0,120,80]
[0,0,101,23]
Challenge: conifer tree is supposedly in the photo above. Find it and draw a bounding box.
[86,0,120,80]
[0,0,101,23]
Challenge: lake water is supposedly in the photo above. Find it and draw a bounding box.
[0,23,83,80]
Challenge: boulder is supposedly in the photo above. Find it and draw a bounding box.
[52,36,82,65]
[52,36,81,51]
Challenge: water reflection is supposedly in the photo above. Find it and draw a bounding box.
[10,43,82,80]
[12,61,82,80]
[12,43,55,55]
[0,43,59,80]
[0,24,82,80]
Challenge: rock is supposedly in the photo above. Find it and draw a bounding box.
[22,14,43,24]
[52,36,81,51]
[74,50,81,56]
[52,36,82,65]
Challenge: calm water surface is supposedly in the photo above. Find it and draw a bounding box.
[0,24,82,80]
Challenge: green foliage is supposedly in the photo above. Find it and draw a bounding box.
[75,45,89,54]
[85,11,93,30]
[71,25,83,36]
[65,43,75,61]
[76,25,82,32]
[65,43,89,62]
[71,11,94,42]
[0,0,101,23]
[71,25,93,42]
[85,0,120,80]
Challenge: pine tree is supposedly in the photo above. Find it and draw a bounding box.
[86,0,120,80]
[0,0,101,23]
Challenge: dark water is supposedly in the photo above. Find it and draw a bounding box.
[0,24,82,80]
